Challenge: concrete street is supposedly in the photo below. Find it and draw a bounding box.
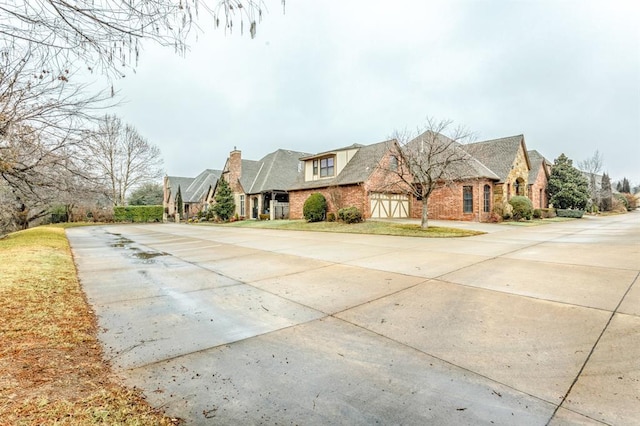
[67,213,640,425]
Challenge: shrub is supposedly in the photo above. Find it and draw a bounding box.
[509,196,533,220]
[614,193,629,211]
[556,209,585,218]
[540,208,556,218]
[326,212,336,222]
[259,213,269,221]
[622,193,637,211]
[303,193,327,222]
[113,205,163,222]
[337,207,363,224]
[532,209,542,219]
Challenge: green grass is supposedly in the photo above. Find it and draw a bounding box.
[501,217,576,226]
[197,219,484,237]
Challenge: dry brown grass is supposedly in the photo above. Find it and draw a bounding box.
[0,225,180,425]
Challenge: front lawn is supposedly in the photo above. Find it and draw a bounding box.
[0,225,178,425]
[198,219,484,237]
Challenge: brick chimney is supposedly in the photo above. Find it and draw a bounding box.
[228,148,242,191]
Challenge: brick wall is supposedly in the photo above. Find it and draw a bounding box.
[409,179,495,222]
[289,185,366,219]
[528,166,548,209]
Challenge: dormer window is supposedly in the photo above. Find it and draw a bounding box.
[312,156,335,178]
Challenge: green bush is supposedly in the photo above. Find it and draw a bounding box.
[337,206,363,224]
[113,205,163,222]
[326,212,336,222]
[540,208,556,218]
[509,196,533,220]
[556,209,584,218]
[532,209,542,219]
[303,193,327,222]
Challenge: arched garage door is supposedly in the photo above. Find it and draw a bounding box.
[370,193,409,218]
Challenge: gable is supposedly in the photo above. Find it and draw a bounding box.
[463,135,530,183]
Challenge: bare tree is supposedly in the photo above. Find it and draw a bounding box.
[0,0,281,76]
[86,114,163,206]
[0,52,111,231]
[578,150,604,212]
[381,118,475,229]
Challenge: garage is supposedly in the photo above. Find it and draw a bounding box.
[369,192,409,218]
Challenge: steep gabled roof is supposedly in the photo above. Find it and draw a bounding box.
[167,169,221,203]
[290,139,392,190]
[405,131,500,181]
[463,135,529,182]
[183,169,221,202]
[165,176,194,199]
[237,149,312,194]
[527,150,550,183]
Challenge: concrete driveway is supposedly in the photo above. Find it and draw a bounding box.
[67,213,640,425]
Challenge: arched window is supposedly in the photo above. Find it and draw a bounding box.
[515,178,525,196]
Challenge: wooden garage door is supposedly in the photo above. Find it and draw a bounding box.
[370,193,409,218]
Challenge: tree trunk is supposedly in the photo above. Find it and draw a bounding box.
[421,197,429,229]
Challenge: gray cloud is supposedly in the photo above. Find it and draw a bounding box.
[114,0,639,184]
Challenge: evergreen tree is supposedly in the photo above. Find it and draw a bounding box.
[600,173,613,211]
[176,188,184,217]
[128,183,164,205]
[621,177,631,193]
[213,179,235,221]
[548,153,590,210]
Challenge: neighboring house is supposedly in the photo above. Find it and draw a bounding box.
[527,150,551,209]
[462,135,532,207]
[288,140,408,219]
[216,148,312,219]
[405,131,501,223]
[163,169,221,220]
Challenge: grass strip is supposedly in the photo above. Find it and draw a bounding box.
[197,219,484,237]
[0,225,179,425]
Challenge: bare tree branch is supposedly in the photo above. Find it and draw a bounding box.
[380,117,475,228]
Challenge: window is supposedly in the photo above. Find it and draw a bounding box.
[463,186,473,213]
[312,159,318,176]
[389,155,398,171]
[240,194,245,216]
[483,185,491,213]
[320,156,334,177]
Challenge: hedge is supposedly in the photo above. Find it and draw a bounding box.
[556,209,584,218]
[114,205,163,222]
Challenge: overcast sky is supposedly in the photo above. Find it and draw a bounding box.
[112,0,639,185]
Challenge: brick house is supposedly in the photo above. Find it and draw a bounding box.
[215,148,311,219]
[163,169,221,220]
[462,135,533,208]
[289,133,548,223]
[289,139,413,219]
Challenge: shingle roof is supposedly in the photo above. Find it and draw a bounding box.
[527,150,549,183]
[290,140,392,190]
[404,131,500,181]
[165,176,193,199]
[462,135,528,182]
[167,169,221,203]
[241,149,312,194]
[183,169,221,202]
